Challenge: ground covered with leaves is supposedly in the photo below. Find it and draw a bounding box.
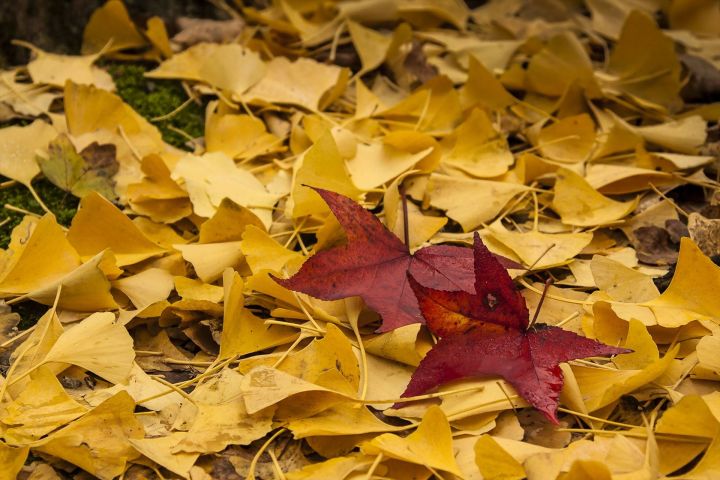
[1,0,720,479]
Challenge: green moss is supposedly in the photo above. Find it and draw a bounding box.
[1,176,78,249]
[106,62,205,149]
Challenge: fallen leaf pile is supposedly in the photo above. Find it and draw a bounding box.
[0,0,720,478]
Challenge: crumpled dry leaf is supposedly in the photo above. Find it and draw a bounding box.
[173,17,245,48]
[688,212,720,257]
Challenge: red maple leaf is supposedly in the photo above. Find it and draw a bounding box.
[273,187,478,331]
[397,233,630,423]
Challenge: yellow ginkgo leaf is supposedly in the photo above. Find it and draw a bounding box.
[634,115,707,155]
[382,76,463,134]
[174,276,223,303]
[681,435,720,479]
[9,305,63,385]
[514,152,561,184]
[67,192,166,266]
[168,367,274,454]
[538,114,596,164]
[427,173,530,231]
[244,56,346,111]
[112,268,174,310]
[488,222,593,269]
[697,335,720,376]
[174,241,244,283]
[285,454,374,480]
[365,323,432,368]
[82,0,147,54]
[442,108,514,178]
[398,0,469,29]
[289,403,405,438]
[552,168,638,226]
[64,81,163,147]
[281,0,340,46]
[205,106,283,160]
[459,56,516,111]
[146,43,266,97]
[571,345,678,412]
[0,119,57,187]
[270,323,359,393]
[346,141,431,190]
[526,32,601,98]
[292,131,362,218]
[643,238,720,328]
[613,319,659,370]
[1,366,88,445]
[26,47,114,90]
[585,0,658,39]
[172,151,280,227]
[198,197,265,244]
[129,433,199,478]
[143,16,172,59]
[34,391,143,480]
[384,174,446,249]
[0,443,28,480]
[347,20,392,75]
[82,362,184,412]
[127,154,192,223]
[584,163,678,195]
[362,406,462,476]
[654,394,718,474]
[239,366,347,416]
[590,255,659,303]
[603,11,681,110]
[219,269,296,359]
[669,0,720,35]
[0,215,80,295]
[363,353,415,411]
[43,312,135,384]
[355,79,385,119]
[28,250,118,311]
[238,323,360,395]
[474,435,526,480]
[240,225,303,274]
[0,71,56,117]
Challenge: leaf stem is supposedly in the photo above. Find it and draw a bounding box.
[364,453,383,480]
[247,429,287,480]
[528,278,553,330]
[399,183,410,247]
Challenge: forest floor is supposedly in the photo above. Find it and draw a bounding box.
[1,1,720,479]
